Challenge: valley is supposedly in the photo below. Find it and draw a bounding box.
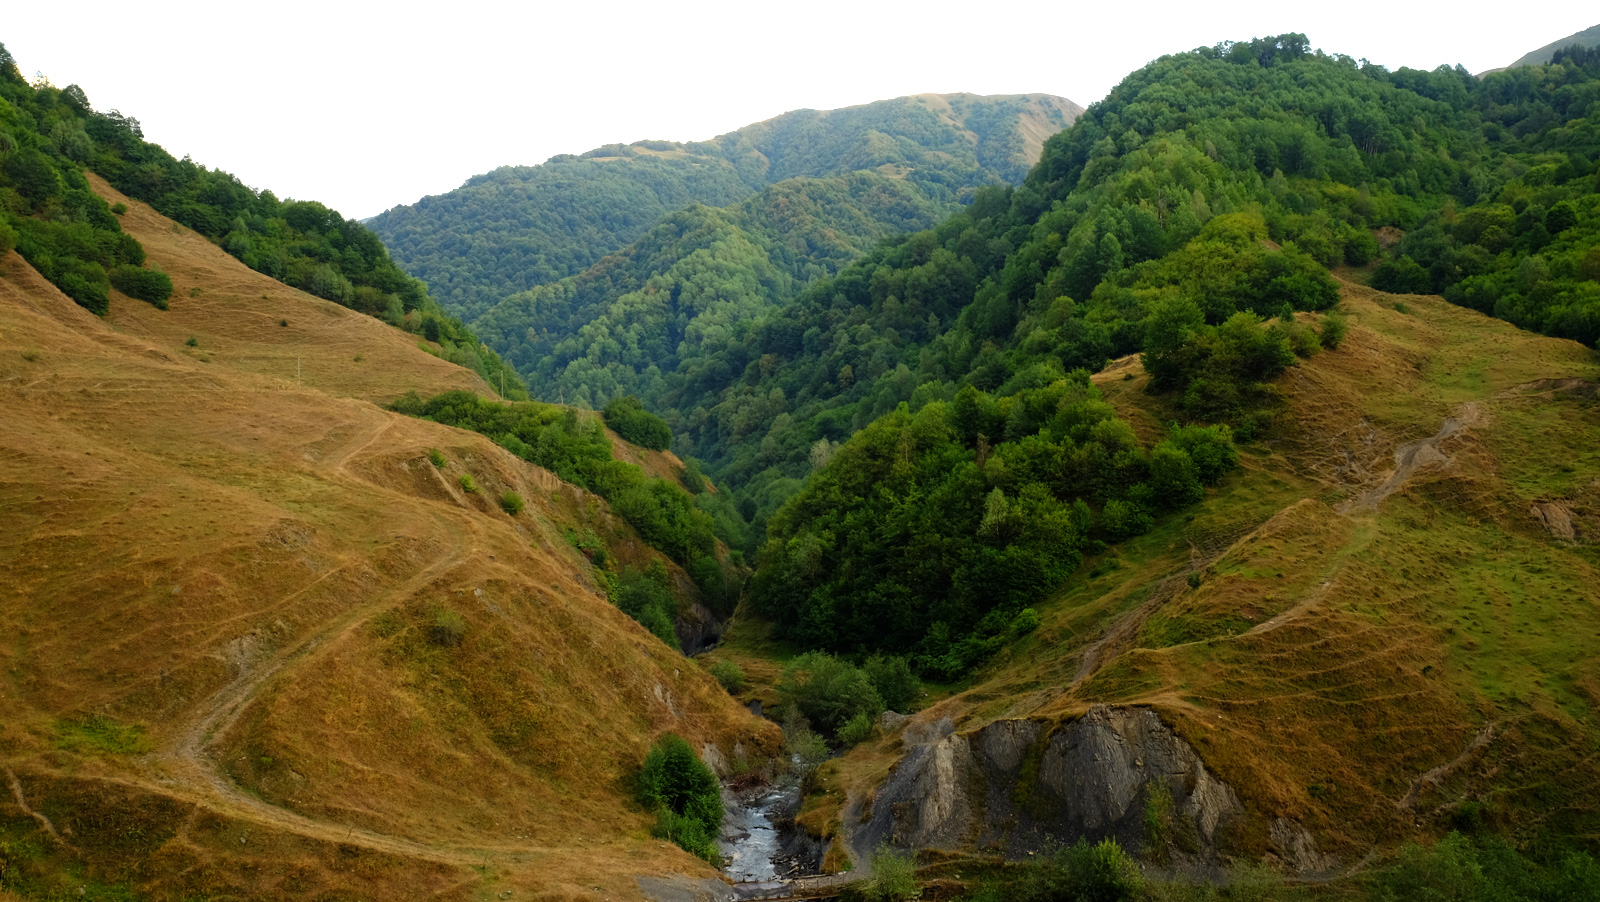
[2,23,1600,902]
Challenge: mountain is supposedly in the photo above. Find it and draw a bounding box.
[1499,22,1600,70]
[0,50,773,899]
[368,93,1083,320]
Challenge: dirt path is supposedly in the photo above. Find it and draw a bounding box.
[1337,402,1482,513]
[141,416,548,866]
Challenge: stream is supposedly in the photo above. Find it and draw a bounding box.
[719,765,820,892]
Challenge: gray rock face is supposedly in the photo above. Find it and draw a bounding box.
[853,705,1258,873]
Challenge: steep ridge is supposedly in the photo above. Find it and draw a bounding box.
[794,279,1600,874]
[369,93,1082,320]
[0,180,777,899]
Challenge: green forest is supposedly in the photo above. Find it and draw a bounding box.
[0,44,524,396]
[453,34,1600,675]
[368,93,1080,320]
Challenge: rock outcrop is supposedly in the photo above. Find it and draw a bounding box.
[854,706,1256,873]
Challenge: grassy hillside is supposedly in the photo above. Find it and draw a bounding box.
[713,276,1600,893]
[0,44,525,399]
[0,173,775,900]
[369,93,1082,320]
[1504,23,1600,69]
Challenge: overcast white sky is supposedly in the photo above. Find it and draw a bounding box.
[5,2,1596,219]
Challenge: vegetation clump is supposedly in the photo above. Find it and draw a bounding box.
[637,733,722,865]
[499,490,524,515]
[603,395,673,450]
[108,263,173,308]
[708,659,746,693]
[610,563,679,646]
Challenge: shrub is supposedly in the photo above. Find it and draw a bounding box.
[1165,424,1237,485]
[612,564,679,646]
[111,202,128,215]
[1024,838,1143,902]
[863,655,920,712]
[458,473,477,493]
[837,711,874,746]
[1372,255,1432,294]
[0,219,15,255]
[20,348,38,362]
[185,335,198,347]
[499,490,524,515]
[778,651,884,738]
[708,660,746,694]
[109,264,173,308]
[431,610,467,647]
[427,448,446,468]
[1012,608,1042,635]
[1099,499,1153,540]
[1320,312,1348,350]
[279,318,288,327]
[603,395,673,450]
[862,844,919,902]
[638,733,723,865]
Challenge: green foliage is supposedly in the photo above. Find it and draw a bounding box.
[458,473,477,493]
[390,390,717,566]
[108,263,172,308]
[184,335,197,347]
[837,711,874,747]
[499,490,524,515]
[708,659,745,693]
[612,563,680,646]
[51,714,151,755]
[1021,838,1143,902]
[750,377,1231,677]
[603,395,673,450]
[777,651,884,738]
[863,655,920,712]
[0,60,524,393]
[637,733,723,865]
[431,609,467,647]
[1373,832,1600,902]
[374,95,1077,320]
[862,844,920,902]
[427,448,446,468]
[1320,312,1349,350]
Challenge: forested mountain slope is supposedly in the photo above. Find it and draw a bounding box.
[368,93,1082,320]
[0,76,773,902]
[588,35,1600,554]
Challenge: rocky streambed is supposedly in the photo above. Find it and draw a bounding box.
[719,765,825,893]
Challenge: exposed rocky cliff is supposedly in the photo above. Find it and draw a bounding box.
[851,705,1330,876]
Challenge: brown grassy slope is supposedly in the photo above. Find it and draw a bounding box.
[847,281,1600,863]
[0,187,776,900]
[87,172,493,403]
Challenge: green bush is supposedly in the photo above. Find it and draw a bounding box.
[862,844,919,902]
[1024,838,1143,902]
[612,564,679,646]
[1321,313,1349,350]
[0,219,15,255]
[637,733,722,865]
[603,395,673,451]
[837,711,874,747]
[778,651,884,738]
[111,202,128,215]
[109,264,173,308]
[863,655,920,712]
[431,610,467,647]
[427,448,446,468]
[499,490,524,515]
[458,473,477,493]
[708,660,746,694]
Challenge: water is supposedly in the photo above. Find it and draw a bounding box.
[720,782,793,882]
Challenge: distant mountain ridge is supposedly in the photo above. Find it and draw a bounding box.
[1479,22,1600,74]
[368,93,1082,320]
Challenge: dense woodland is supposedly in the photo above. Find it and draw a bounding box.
[0,43,524,396]
[480,35,1600,672]
[369,94,1079,320]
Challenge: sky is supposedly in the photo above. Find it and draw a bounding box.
[5,1,1596,219]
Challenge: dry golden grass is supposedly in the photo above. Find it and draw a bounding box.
[0,184,778,899]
